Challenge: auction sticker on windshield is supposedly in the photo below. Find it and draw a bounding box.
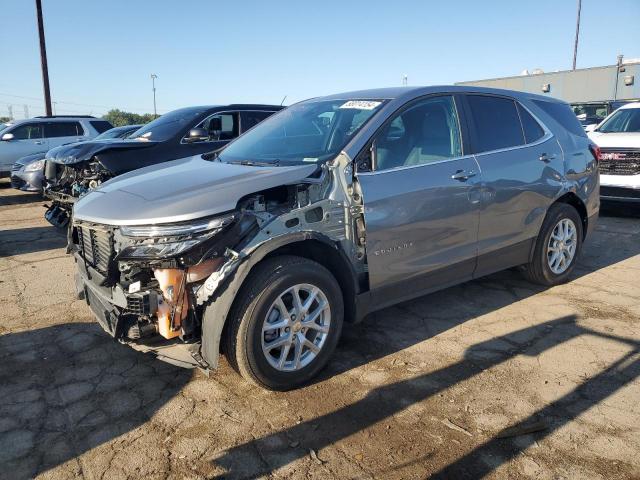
[340,100,382,110]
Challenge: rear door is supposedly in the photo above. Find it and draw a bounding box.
[45,121,85,148]
[358,95,481,308]
[0,122,47,170]
[462,94,564,277]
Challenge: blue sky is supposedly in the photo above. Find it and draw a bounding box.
[1,0,639,118]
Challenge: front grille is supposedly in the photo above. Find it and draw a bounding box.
[10,176,25,189]
[601,186,640,200]
[77,225,114,276]
[599,148,640,176]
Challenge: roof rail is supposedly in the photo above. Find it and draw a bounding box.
[34,115,96,119]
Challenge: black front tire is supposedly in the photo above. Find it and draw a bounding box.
[522,203,583,286]
[223,255,344,391]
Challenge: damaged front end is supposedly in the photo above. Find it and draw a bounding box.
[71,159,364,371]
[43,140,156,228]
[44,158,112,227]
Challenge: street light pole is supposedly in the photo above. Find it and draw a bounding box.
[35,0,52,116]
[151,74,158,118]
[572,0,582,70]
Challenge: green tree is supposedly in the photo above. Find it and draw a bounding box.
[102,109,156,127]
[0,116,11,124]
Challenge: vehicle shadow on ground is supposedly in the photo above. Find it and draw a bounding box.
[0,322,193,480]
[0,226,67,257]
[0,191,43,206]
[211,316,640,478]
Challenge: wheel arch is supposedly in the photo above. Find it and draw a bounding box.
[554,192,588,239]
[200,232,358,369]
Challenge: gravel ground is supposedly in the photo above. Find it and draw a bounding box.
[1,178,639,480]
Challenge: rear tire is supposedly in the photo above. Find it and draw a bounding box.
[522,203,583,286]
[223,255,344,391]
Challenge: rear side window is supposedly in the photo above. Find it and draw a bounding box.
[240,111,275,133]
[517,104,545,143]
[532,100,586,137]
[90,120,114,134]
[45,122,84,138]
[466,95,524,153]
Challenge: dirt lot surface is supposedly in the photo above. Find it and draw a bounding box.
[1,178,639,480]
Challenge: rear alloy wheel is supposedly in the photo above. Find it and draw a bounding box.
[224,255,343,390]
[522,203,583,286]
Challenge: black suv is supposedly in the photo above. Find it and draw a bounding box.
[43,104,282,226]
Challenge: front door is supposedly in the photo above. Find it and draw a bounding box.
[357,95,481,308]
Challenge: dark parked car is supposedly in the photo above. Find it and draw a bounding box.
[71,86,599,390]
[43,105,282,226]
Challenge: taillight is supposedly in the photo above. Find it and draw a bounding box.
[589,143,601,163]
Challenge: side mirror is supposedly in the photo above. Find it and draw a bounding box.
[184,128,208,143]
[1,133,14,141]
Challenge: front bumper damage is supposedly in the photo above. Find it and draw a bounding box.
[74,253,208,369]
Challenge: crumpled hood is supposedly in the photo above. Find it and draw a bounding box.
[587,131,640,148]
[73,155,317,226]
[46,139,157,165]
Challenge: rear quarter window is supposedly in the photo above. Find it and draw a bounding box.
[532,100,586,137]
[517,103,545,143]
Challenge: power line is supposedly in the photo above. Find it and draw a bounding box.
[0,92,154,113]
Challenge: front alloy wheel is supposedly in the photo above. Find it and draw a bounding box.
[224,255,343,390]
[261,284,331,371]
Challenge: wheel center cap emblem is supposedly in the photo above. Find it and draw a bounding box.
[292,323,302,333]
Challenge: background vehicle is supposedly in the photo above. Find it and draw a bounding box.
[0,115,112,176]
[93,124,142,140]
[71,86,598,390]
[10,152,46,192]
[571,100,638,131]
[43,105,281,227]
[588,102,640,203]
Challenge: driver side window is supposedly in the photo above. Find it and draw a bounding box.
[186,112,238,143]
[11,123,44,140]
[374,96,462,171]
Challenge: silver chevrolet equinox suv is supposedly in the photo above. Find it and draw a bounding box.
[71,86,599,390]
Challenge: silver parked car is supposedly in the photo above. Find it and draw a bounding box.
[0,115,112,176]
[71,86,599,390]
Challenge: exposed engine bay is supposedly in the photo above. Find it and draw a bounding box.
[44,159,111,227]
[70,156,367,370]
[43,140,157,227]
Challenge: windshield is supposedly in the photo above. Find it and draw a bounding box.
[598,108,640,133]
[95,126,135,140]
[218,99,386,166]
[129,108,207,142]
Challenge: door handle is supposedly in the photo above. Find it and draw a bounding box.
[451,169,477,181]
[35,141,44,145]
[539,153,556,163]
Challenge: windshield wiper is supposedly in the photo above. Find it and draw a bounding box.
[202,147,224,161]
[226,159,280,167]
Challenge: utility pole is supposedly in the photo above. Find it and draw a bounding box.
[35,0,53,116]
[572,0,582,70]
[151,74,158,118]
[402,74,408,86]
[614,54,624,100]
[8,105,13,120]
